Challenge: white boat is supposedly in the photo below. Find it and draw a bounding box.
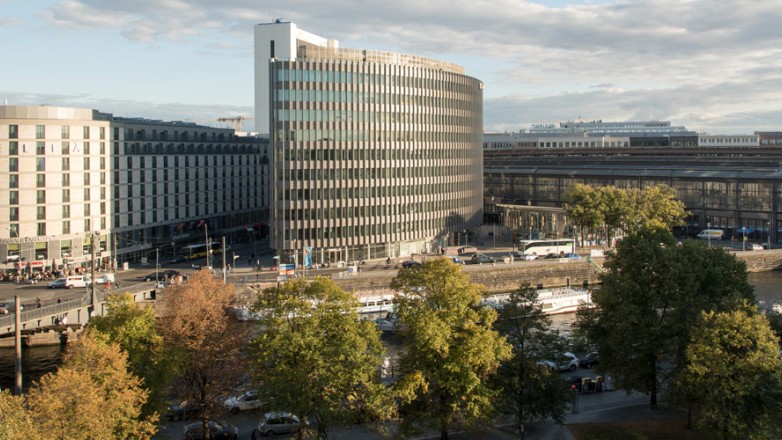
[356,293,398,314]
[481,287,592,315]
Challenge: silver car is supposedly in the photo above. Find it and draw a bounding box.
[252,412,302,438]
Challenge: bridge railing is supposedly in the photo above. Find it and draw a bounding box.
[0,281,158,329]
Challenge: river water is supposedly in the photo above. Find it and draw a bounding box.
[3,271,781,391]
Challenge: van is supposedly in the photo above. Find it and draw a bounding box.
[697,229,724,240]
[64,275,91,289]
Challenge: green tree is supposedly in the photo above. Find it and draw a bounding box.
[678,307,782,439]
[390,259,511,439]
[26,331,157,440]
[90,292,172,417]
[624,185,688,234]
[158,269,248,434]
[493,284,569,438]
[595,186,631,247]
[249,276,390,439]
[563,183,603,247]
[575,228,755,409]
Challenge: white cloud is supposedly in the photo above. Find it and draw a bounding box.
[24,0,782,133]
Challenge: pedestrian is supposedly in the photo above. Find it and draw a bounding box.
[36,297,42,308]
[248,257,252,267]
[56,298,62,304]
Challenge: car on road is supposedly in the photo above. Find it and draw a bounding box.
[142,269,181,282]
[0,302,17,314]
[223,390,264,413]
[49,275,91,289]
[749,243,764,251]
[401,260,421,269]
[580,351,599,369]
[445,256,466,265]
[165,400,201,421]
[469,253,496,265]
[182,420,238,439]
[540,352,580,372]
[511,251,538,261]
[252,412,302,439]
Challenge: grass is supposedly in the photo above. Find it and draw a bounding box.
[567,418,709,440]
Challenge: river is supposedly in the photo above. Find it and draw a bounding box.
[3,271,782,391]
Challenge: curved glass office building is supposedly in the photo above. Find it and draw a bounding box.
[258,22,483,264]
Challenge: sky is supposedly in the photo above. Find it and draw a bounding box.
[2,0,782,134]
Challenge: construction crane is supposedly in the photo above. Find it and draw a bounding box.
[216,116,254,132]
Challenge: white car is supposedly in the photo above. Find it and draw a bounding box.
[540,352,580,372]
[252,412,302,439]
[749,243,764,251]
[223,390,263,413]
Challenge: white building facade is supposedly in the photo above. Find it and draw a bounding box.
[0,105,269,272]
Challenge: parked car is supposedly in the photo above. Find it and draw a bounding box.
[165,400,201,421]
[470,253,496,264]
[252,412,302,438]
[142,269,181,282]
[580,352,599,369]
[223,390,264,413]
[401,260,421,269]
[540,352,580,372]
[182,420,238,440]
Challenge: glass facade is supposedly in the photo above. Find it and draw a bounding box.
[270,54,484,263]
[485,167,782,243]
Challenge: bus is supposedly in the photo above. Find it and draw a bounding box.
[182,242,224,260]
[518,239,575,256]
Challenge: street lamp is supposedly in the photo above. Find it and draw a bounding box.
[707,222,711,248]
[768,222,772,250]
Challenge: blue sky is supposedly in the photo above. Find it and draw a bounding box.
[2,0,782,133]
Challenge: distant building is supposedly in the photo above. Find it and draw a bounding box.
[255,21,484,264]
[0,105,268,271]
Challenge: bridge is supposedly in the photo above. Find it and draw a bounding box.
[0,282,158,337]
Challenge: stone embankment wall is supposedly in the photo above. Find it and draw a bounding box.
[244,250,782,299]
[327,260,603,295]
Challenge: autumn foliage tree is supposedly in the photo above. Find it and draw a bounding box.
[90,292,171,417]
[158,269,248,426]
[26,331,157,440]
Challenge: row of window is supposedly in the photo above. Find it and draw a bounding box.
[275,89,478,112]
[7,125,106,140]
[5,141,107,156]
[276,129,480,144]
[276,67,474,94]
[281,197,473,221]
[279,165,474,184]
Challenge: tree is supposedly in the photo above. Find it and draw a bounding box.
[390,258,512,439]
[595,186,631,247]
[493,284,569,439]
[563,184,603,247]
[90,292,172,417]
[624,185,688,234]
[575,228,755,409]
[678,307,782,439]
[158,269,248,433]
[0,390,41,440]
[26,331,157,440]
[249,276,390,439]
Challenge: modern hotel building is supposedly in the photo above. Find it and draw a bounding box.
[0,105,268,272]
[255,21,484,264]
